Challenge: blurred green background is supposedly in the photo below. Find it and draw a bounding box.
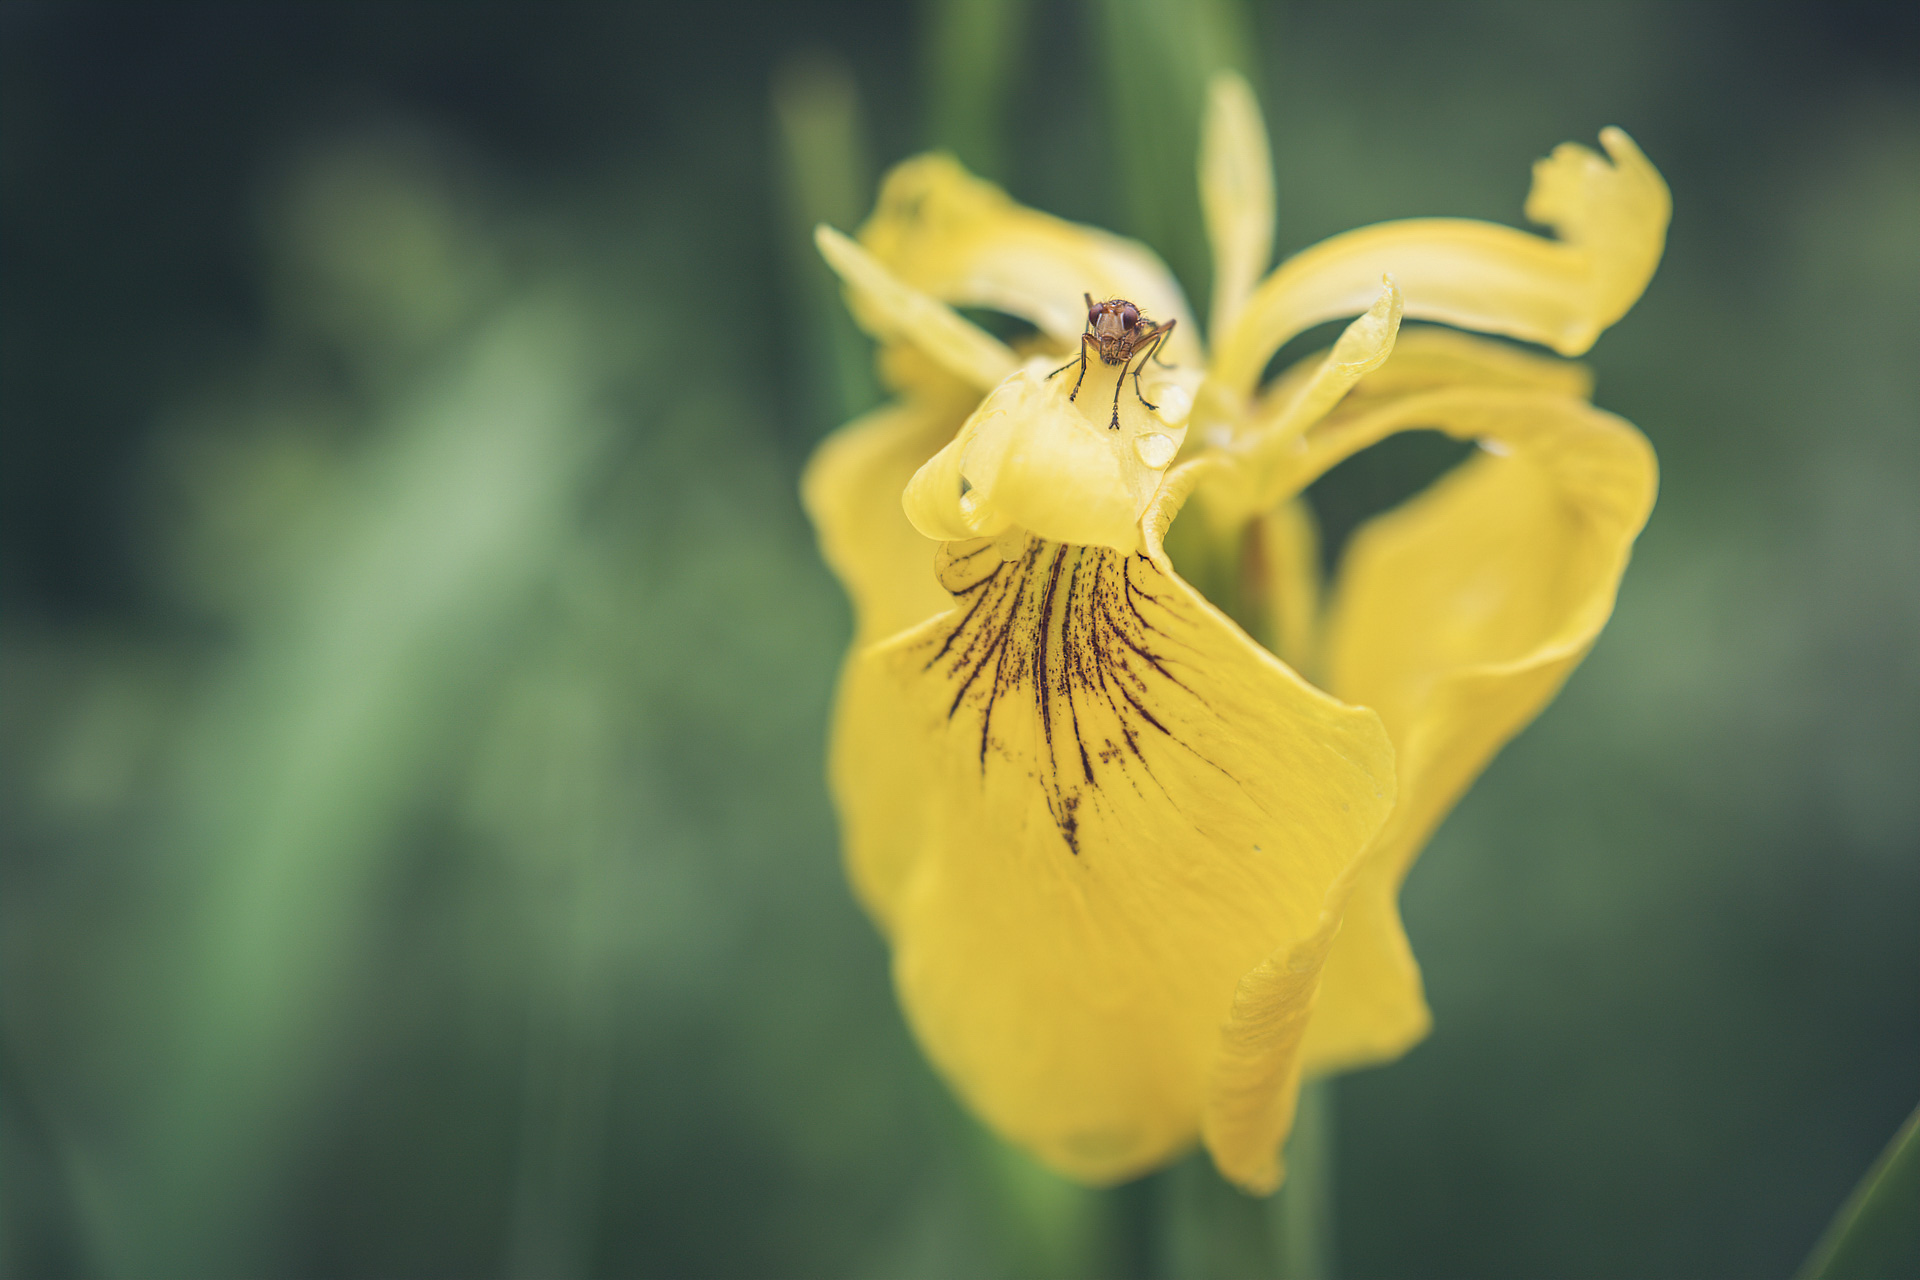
[3,3,1916,1278]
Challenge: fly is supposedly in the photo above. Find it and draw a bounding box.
[1048,294,1178,429]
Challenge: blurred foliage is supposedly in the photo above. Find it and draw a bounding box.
[1798,1102,1920,1280]
[2,3,1917,1279]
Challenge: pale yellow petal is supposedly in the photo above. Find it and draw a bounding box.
[1158,481,1325,681]
[1212,129,1669,396]
[802,396,970,641]
[902,354,1199,553]
[860,153,1202,366]
[1200,72,1276,343]
[816,224,1020,392]
[875,334,997,404]
[1242,326,1592,451]
[1337,324,1595,408]
[1258,276,1404,443]
[857,506,1393,1186]
[1296,386,1658,1073]
[803,397,977,928]
[1194,278,1403,529]
[827,646,938,932]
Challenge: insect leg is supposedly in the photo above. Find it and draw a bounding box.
[1129,330,1167,413]
[1046,333,1097,401]
[1147,317,1177,366]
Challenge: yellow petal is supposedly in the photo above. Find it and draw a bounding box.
[1203,890,1351,1192]
[1248,497,1323,679]
[1297,386,1658,1073]
[853,490,1393,1186]
[803,397,977,927]
[827,644,939,932]
[816,224,1020,393]
[1338,324,1595,409]
[1200,72,1276,344]
[859,153,1202,366]
[1158,482,1325,683]
[1211,129,1669,397]
[1293,851,1429,1076]
[1194,278,1404,530]
[1258,275,1404,443]
[902,355,1199,553]
[802,397,965,643]
[873,337,994,406]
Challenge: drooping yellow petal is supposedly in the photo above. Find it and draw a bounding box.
[803,397,976,928]
[1292,386,1658,1073]
[859,153,1202,366]
[816,224,1020,393]
[902,354,1200,553]
[1211,129,1669,397]
[855,477,1394,1185]
[1200,72,1276,344]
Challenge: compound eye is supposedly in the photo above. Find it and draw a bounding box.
[1088,302,1105,326]
[1120,302,1140,329]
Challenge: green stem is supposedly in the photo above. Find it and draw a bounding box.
[923,0,1027,182]
[1270,1079,1336,1280]
[770,51,878,434]
[1141,1083,1335,1280]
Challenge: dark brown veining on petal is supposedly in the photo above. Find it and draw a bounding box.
[914,534,1225,854]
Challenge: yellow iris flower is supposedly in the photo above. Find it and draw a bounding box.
[801,74,1667,1193]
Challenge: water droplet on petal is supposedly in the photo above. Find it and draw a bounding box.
[1151,384,1192,426]
[1133,432,1177,469]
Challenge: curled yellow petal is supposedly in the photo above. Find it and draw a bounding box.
[815,224,1019,392]
[902,355,1198,553]
[1212,129,1670,397]
[1200,72,1276,344]
[1253,275,1404,443]
[1194,277,1403,531]
[859,153,1201,366]
[1297,386,1658,1073]
[856,507,1392,1185]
